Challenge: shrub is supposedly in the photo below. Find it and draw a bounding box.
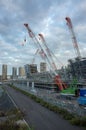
[70,116,86,127]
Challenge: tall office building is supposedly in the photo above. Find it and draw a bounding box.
[40,62,46,72]
[18,67,25,77]
[24,64,37,78]
[12,67,17,79]
[2,64,7,80]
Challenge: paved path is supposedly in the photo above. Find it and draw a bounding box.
[4,85,85,130]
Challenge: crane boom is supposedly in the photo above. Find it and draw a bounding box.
[24,23,54,74]
[39,33,67,90]
[24,23,67,90]
[31,49,39,64]
[39,34,57,70]
[65,17,81,59]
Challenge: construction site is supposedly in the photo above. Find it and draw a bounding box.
[12,17,86,109]
[0,17,85,108]
[0,0,86,129]
[23,17,85,83]
[0,17,86,130]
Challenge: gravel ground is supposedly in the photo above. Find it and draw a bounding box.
[14,83,86,116]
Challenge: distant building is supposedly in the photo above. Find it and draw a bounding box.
[68,57,86,80]
[0,75,2,81]
[12,67,17,79]
[7,75,12,80]
[40,62,46,72]
[2,64,7,80]
[25,71,57,90]
[18,67,25,78]
[24,64,37,78]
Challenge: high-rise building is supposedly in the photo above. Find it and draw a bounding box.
[12,67,17,79]
[68,57,86,80]
[24,64,37,78]
[2,64,7,80]
[40,62,46,72]
[18,67,25,77]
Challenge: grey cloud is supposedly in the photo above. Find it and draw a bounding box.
[0,0,86,74]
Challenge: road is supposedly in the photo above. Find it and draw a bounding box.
[4,85,85,130]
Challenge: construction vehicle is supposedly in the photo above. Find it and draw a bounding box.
[61,77,78,95]
[38,33,67,90]
[24,23,67,91]
[64,17,83,95]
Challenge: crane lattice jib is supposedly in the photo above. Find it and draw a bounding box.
[31,49,39,64]
[38,34,67,90]
[24,23,54,74]
[65,17,81,59]
[24,24,46,58]
[39,34,57,71]
[24,23,67,90]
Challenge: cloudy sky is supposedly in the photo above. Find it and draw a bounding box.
[0,0,86,74]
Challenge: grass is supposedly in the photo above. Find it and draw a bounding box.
[0,86,33,130]
[0,119,31,130]
[9,84,86,128]
[0,107,33,130]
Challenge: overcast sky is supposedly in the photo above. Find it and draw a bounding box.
[0,0,86,74]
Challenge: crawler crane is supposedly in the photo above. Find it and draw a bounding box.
[24,23,67,90]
